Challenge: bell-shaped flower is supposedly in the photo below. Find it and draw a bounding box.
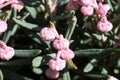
[53,35,69,50]
[48,57,66,71]
[0,40,14,60]
[80,6,94,16]
[58,48,75,61]
[45,69,59,79]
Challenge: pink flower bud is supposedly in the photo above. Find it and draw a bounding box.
[40,27,56,41]
[96,3,110,16]
[80,6,94,16]
[0,40,14,60]
[79,0,92,6]
[0,20,7,34]
[58,48,75,61]
[11,0,24,12]
[45,69,59,79]
[97,16,113,32]
[66,0,79,11]
[48,57,66,71]
[53,35,69,50]
[107,76,118,80]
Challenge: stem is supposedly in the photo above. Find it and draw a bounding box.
[65,14,77,40]
[45,0,54,20]
[54,11,75,21]
[67,16,77,40]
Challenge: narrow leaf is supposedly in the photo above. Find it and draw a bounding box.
[84,63,93,73]
[32,56,43,67]
[63,70,71,80]
[13,18,39,30]
[32,67,43,75]
[15,49,41,58]
[25,6,37,19]
[0,69,3,80]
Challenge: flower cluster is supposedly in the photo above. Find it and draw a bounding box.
[40,23,75,79]
[0,0,24,12]
[0,0,24,60]
[0,20,14,60]
[66,0,113,32]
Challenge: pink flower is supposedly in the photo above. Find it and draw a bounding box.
[0,40,14,60]
[97,16,113,32]
[58,48,75,61]
[0,20,7,34]
[66,0,79,11]
[11,0,24,12]
[48,57,66,71]
[96,3,110,16]
[40,27,56,41]
[79,0,92,6]
[53,35,69,50]
[80,6,94,16]
[45,69,59,79]
[107,76,118,80]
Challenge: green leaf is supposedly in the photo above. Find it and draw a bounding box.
[15,49,41,58]
[84,63,93,73]
[27,32,43,44]
[84,59,97,72]
[13,18,39,30]
[2,24,19,43]
[32,67,43,75]
[85,74,107,79]
[101,68,108,75]
[111,14,120,27]
[84,32,91,37]
[0,69,3,80]
[32,56,43,67]
[63,70,71,80]
[25,6,37,19]
[32,53,56,67]
[93,33,102,40]
[67,60,77,70]
[23,28,47,46]
[58,0,70,5]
